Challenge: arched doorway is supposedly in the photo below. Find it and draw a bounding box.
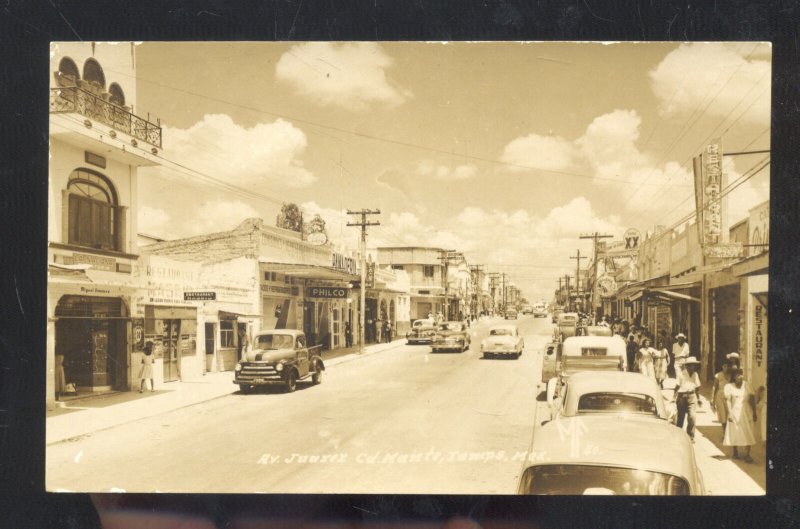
[55,295,129,392]
[83,58,106,88]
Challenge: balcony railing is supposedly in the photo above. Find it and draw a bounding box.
[50,86,162,148]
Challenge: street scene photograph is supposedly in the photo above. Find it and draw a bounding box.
[46,41,770,495]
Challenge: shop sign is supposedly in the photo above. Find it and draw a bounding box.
[754,299,766,367]
[306,231,328,245]
[624,228,641,250]
[704,242,743,259]
[331,252,358,275]
[70,252,116,272]
[597,275,618,297]
[701,140,724,247]
[132,318,145,350]
[184,291,216,301]
[366,262,375,288]
[306,286,349,299]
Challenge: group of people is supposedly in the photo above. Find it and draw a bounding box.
[623,327,680,388]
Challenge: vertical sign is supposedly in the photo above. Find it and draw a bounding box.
[702,140,724,247]
[754,299,766,368]
[365,262,375,289]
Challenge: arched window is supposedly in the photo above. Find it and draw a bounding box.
[57,57,80,85]
[108,83,125,106]
[67,169,119,251]
[83,58,106,88]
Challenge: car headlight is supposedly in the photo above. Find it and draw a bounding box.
[235,363,242,372]
[276,362,284,372]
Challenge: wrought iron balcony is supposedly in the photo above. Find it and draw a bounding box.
[50,85,162,148]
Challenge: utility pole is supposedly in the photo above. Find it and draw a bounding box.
[570,249,586,312]
[438,249,457,320]
[488,272,500,315]
[564,275,571,311]
[580,232,614,316]
[347,209,380,354]
[557,277,563,306]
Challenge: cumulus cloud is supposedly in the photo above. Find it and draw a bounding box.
[276,42,412,111]
[164,114,316,189]
[650,42,770,125]
[138,206,171,237]
[416,161,478,181]
[499,133,577,172]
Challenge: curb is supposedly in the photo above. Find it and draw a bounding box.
[325,339,407,367]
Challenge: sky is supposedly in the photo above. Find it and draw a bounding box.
[129,41,771,301]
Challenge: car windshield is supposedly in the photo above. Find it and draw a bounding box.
[490,328,512,336]
[414,320,433,328]
[577,393,658,415]
[520,465,689,495]
[254,334,294,350]
[441,323,463,331]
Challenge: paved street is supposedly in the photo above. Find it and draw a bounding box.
[47,316,552,494]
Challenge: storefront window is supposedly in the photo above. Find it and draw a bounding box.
[220,320,235,347]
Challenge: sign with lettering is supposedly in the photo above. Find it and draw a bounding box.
[754,299,766,368]
[184,291,216,301]
[306,286,348,299]
[71,252,116,272]
[366,262,375,289]
[704,242,743,259]
[624,229,641,250]
[596,275,617,297]
[331,252,358,275]
[702,140,724,247]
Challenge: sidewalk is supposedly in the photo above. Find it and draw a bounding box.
[46,338,407,445]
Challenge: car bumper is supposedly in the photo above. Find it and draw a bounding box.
[234,376,284,386]
[407,337,433,344]
[432,342,465,351]
[483,349,517,355]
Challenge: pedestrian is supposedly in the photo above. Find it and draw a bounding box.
[637,338,656,381]
[710,360,733,440]
[726,351,741,370]
[672,333,690,382]
[653,339,670,388]
[139,342,155,393]
[427,311,433,320]
[674,356,702,442]
[626,334,638,372]
[345,321,352,348]
[384,320,392,343]
[55,354,67,401]
[723,367,758,463]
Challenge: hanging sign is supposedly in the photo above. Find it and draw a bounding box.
[704,242,743,259]
[624,229,641,250]
[306,286,349,299]
[366,262,375,289]
[184,291,216,301]
[702,140,724,247]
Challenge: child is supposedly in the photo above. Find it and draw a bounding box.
[139,342,155,393]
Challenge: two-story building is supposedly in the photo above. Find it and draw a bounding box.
[376,247,447,321]
[47,42,164,410]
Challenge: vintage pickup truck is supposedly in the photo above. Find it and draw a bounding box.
[234,329,324,393]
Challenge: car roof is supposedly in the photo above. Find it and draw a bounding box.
[489,324,517,332]
[563,372,667,417]
[442,321,464,325]
[529,415,697,480]
[563,335,626,352]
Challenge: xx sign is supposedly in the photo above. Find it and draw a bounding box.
[624,228,641,250]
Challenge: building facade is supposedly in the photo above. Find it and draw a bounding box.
[377,247,447,321]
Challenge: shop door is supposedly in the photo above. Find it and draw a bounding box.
[162,319,181,382]
[332,308,340,348]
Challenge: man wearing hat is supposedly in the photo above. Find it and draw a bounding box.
[726,352,741,369]
[672,333,690,381]
[673,356,702,441]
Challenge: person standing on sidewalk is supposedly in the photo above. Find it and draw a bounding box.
[626,335,638,372]
[637,338,656,381]
[653,339,670,388]
[674,356,702,442]
[384,320,392,343]
[139,342,155,393]
[710,360,733,440]
[672,333,690,381]
[723,367,758,463]
[345,321,353,348]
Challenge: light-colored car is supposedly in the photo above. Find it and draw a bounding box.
[545,371,670,422]
[557,335,627,380]
[583,325,613,337]
[234,330,324,393]
[521,306,533,315]
[518,415,706,495]
[432,321,471,352]
[555,312,580,340]
[406,318,437,345]
[504,308,518,320]
[481,324,524,359]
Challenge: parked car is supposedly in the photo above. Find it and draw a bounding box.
[518,415,705,495]
[545,371,670,422]
[521,306,533,315]
[554,335,628,382]
[481,324,524,359]
[555,312,580,340]
[541,341,561,383]
[432,321,471,352]
[234,330,324,393]
[406,318,438,345]
[504,308,518,319]
[551,307,564,324]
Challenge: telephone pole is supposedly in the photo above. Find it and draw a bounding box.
[570,249,586,312]
[580,232,614,316]
[488,272,500,315]
[347,209,380,354]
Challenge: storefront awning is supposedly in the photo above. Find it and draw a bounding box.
[260,262,359,281]
[731,251,769,278]
[631,287,701,303]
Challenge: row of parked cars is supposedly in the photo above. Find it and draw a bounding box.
[518,330,706,495]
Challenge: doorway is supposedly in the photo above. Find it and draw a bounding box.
[161,319,181,382]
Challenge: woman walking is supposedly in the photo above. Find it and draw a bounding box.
[139,342,155,393]
[637,338,656,381]
[710,360,733,440]
[723,368,758,463]
[653,340,670,388]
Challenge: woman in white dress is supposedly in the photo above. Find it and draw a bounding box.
[652,340,670,388]
[723,368,758,463]
[637,338,656,381]
[138,342,155,393]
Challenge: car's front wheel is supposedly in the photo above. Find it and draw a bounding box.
[284,370,297,393]
[312,362,323,384]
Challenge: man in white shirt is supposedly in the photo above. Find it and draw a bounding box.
[672,333,690,381]
[673,356,702,442]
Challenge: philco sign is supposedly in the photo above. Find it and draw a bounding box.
[331,252,358,275]
[306,286,348,299]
